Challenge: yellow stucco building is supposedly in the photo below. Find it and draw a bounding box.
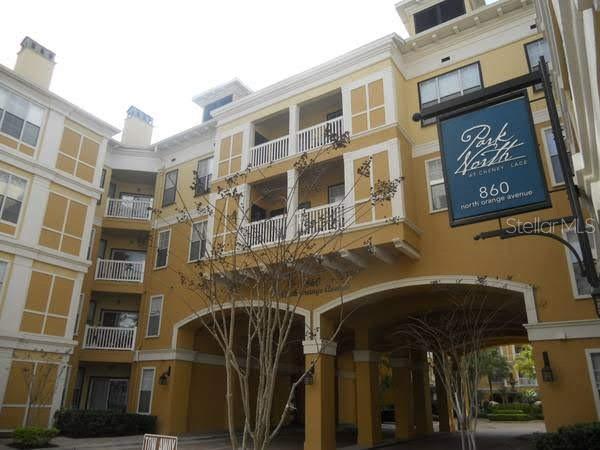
[1,1,600,449]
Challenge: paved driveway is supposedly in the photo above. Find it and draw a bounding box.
[0,420,545,450]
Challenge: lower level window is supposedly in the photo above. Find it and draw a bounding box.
[138,367,155,414]
[565,230,596,297]
[0,170,27,225]
[87,377,128,412]
[426,159,447,212]
[587,351,600,417]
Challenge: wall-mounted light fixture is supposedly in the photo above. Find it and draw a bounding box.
[304,366,314,385]
[159,366,171,385]
[541,351,554,382]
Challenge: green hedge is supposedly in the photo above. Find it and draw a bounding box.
[12,427,59,449]
[489,402,543,419]
[487,413,531,421]
[54,409,156,437]
[534,422,600,450]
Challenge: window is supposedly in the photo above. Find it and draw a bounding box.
[0,260,7,293]
[146,296,163,337]
[155,229,170,268]
[72,368,85,409]
[101,310,138,328]
[418,63,482,126]
[0,170,27,225]
[565,229,597,297]
[86,228,95,260]
[414,0,466,34]
[203,95,233,123]
[98,239,107,259]
[86,300,96,325]
[525,39,551,90]
[98,168,107,205]
[587,351,600,418]
[0,86,45,147]
[162,170,178,206]
[426,159,448,212]
[88,378,128,412]
[189,222,208,262]
[543,128,565,185]
[195,158,213,196]
[56,127,100,183]
[328,183,345,205]
[74,293,84,337]
[138,368,155,414]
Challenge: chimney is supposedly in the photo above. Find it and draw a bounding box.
[14,37,56,90]
[122,106,153,146]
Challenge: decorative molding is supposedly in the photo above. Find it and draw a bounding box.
[412,140,439,158]
[525,319,600,341]
[0,332,76,354]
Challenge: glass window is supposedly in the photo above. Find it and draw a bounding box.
[566,229,596,297]
[0,87,44,146]
[155,229,170,268]
[146,296,163,337]
[138,368,154,414]
[1,112,24,139]
[0,260,7,291]
[328,183,345,204]
[591,353,600,400]
[525,39,551,91]
[418,63,482,126]
[544,128,564,184]
[162,170,178,206]
[195,158,213,196]
[189,222,207,262]
[21,122,39,146]
[414,0,466,33]
[0,170,27,225]
[427,159,447,212]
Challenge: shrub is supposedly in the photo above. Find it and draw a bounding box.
[487,413,530,421]
[54,409,156,437]
[12,427,59,449]
[534,422,600,450]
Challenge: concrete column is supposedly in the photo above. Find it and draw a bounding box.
[289,104,299,154]
[286,168,298,239]
[303,340,337,450]
[0,256,33,333]
[412,351,434,436]
[390,355,415,440]
[163,360,193,434]
[435,371,455,432]
[353,350,382,448]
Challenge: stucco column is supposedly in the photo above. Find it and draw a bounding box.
[390,355,415,440]
[163,360,193,434]
[353,350,382,448]
[435,371,455,433]
[289,104,299,154]
[303,340,337,450]
[412,351,434,436]
[287,168,298,239]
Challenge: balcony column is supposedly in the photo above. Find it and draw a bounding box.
[412,351,434,436]
[303,339,337,450]
[289,104,299,154]
[286,169,298,240]
[390,352,416,440]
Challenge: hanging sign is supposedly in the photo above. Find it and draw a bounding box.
[438,92,551,227]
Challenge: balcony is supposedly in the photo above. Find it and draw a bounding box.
[95,259,145,283]
[105,198,153,220]
[297,203,345,236]
[250,135,290,168]
[297,116,344,153]
[83,325,136,351]
[241,215,287,247]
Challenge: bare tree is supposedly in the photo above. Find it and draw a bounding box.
[393,279,523,450]
[154,127,402,450]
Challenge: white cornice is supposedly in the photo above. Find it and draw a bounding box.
[0,332,76,354]
[0,237,92,273]
[525,319,600,341]
[0,66,118,138]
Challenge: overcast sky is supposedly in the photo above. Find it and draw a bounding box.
[0,1,407,141]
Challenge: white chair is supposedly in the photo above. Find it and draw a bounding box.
[142,434,178,450]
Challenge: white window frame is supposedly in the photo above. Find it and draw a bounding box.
[137,367,155,415]
[585,349,600,420]
[154,229,171,269]
[146,295,163,338]
[162,169,178,207]
[0,85,46,149]
[563,229,597,299]
[195,157,213,196]
[188,221,208,263]
[0,169,28,228]
[541,126,565,187]
[425,157,448,213]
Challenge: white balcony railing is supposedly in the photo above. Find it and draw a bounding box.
[250,135,289,168]
[297,203,345,236]
[297,117,344,153]
[241,215,287,247]
[105,198,153,220]
[95,259,145,282]
[83,325,137,350]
